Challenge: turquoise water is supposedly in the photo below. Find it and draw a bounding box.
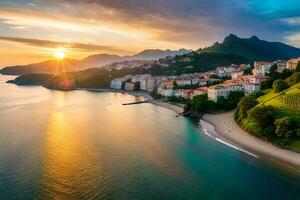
[0,75,299,200]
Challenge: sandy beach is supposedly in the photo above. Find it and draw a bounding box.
[150,100,184,114]
[202,112,300,170]
[79,88,300,170]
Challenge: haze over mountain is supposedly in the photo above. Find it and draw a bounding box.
[0,49,191,75]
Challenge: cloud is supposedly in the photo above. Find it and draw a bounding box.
[0,36,129,53]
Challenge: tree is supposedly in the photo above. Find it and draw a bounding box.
[243,68,252,75]
[134,82,140,91]
[272,79,288,93]
[248,105,275,128]
[190,95,216,112]
[274,117,295,139]
[287,72,300,86]
[296,62,300,72]
[236,95,258,120]
[269,64,278,76]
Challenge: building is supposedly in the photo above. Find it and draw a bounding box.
[131,74,151,83]
[192,86,208,97]
[287,57,300,70]
[174,89,194,99]
[110,78,124,89]
[124,82,135,91]
[176,79,192,87]
[157,88,174,97]
[252,61,273,76]
[140,79,147,90]
[146,78,157,92]
[231,70,244,79]
[243,83,261,95]
[208,83,244,102]
[274,60,287,72]
[161,80,174,89]
[198,79,208,86]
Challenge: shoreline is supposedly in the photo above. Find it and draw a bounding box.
[57,87,300,171]
[202,112,300,171]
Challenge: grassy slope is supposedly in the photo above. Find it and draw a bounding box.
[257,83,300,151]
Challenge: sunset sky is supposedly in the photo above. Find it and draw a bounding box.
[0,0,300,66]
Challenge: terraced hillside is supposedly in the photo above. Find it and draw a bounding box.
[257,83,300,151]
[258,83,300,123]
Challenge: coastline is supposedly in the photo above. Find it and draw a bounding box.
[202,112,300,171]
[77,87,184,114]
[54,87,300,171]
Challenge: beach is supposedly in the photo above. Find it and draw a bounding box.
[79,88,300,170]
[202,112,300,170]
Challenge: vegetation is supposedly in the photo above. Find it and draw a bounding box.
[180,91,245,118]
[7,73,54,85]
[272,79,288,93]
[235,72,300,150]
[199,34,300,61]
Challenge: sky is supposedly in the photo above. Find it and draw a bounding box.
[0,0,300,66]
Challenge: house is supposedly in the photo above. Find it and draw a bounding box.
[110,78,124,89]
[252,61,273,76]
[243,83,261,95]
[174,89,194,99]
[231,70,244,79]
[249,75,268,84]
[192,86,208,97]
[176,79,192,87]
[157,87,174,97]
[273,60,287,72]
[161,80,174,89]
[146,78,157,92]
[125,82,135,91]
[208,83,244,102]
[198,79,208,86]
[140,79,147,91]
[131,74,151,83]
[287,57,300,70]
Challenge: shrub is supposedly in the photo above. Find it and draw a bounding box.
[274,117,296,139]
[248,105,275,128]
[286,72,300,86]
[236,95,258,120]
[272,79,288,93]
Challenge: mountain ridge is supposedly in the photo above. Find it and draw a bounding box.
[198,34,300,61]
[0,49,192,75]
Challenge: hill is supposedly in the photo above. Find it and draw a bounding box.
[0,59,82,75]
[199,34,300,61]
[257,83,300,123]
[0,49,191,75]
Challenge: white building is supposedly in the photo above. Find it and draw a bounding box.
[110,78,124,89]
[131,74,151,83]
[157,88,174,97]
[287,57,300,70]
[176,79,192,86]
[252,61,273,76]
[208,83,244,101]
[243,83,261,95]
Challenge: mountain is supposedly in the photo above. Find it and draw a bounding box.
[0,49,191,75]
[125,48,192,60]
[80,54,122,68]
[0,59,82,75]
[199,34,300,61]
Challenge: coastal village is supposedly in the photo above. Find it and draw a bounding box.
[110,57,300,101]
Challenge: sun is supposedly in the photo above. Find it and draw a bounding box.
[54,49,65,59]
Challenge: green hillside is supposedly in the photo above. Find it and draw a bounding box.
[199,34,300,61]
[258,83,300,123]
